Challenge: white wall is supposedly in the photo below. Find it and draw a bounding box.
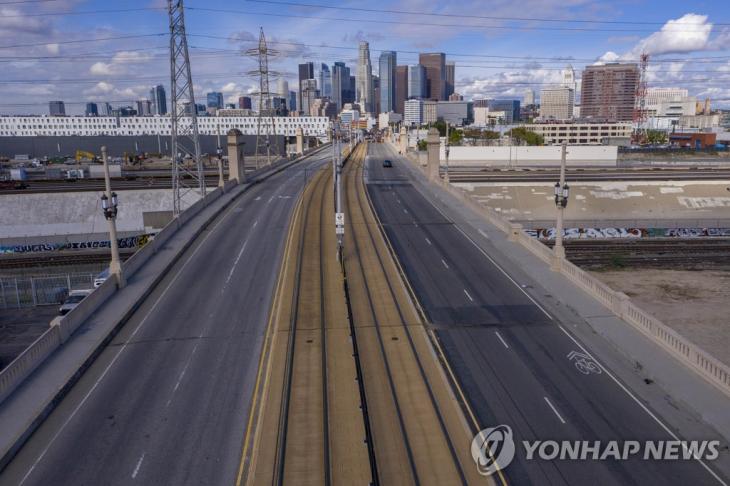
[440,145,617,167]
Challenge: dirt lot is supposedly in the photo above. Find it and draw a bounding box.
[592,268,730,367]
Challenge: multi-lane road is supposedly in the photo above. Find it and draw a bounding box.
[366,143,728,485]
[0,150,331,485]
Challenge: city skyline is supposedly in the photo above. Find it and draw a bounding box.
[0,0,729,115]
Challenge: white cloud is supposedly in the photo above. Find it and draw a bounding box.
[85,81,115,95]
[630,13,713,56]
[89,62,117,76]
[45,43,60,55]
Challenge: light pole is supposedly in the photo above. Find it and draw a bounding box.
[216,145,224,188]
[100,146,125,288]
[444,122,451,183]
[551,141,570,270]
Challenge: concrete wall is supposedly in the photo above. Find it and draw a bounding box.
[440,145,617,167]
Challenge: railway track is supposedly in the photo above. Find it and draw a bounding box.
[0,250,134,270]
[0,175,222,194]
[444,167,730,183]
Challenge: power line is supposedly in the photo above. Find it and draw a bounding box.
[0,33,166,50]
[0,7,164,17]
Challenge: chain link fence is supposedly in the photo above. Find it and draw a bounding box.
[0,273,95,309]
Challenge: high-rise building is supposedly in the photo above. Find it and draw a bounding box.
[277,79,289,99]
[445,61,455,98]
[395,65,408,116]
[378,51,397,115]
[49,101,65,116]
[408,64,426,99]
[372,75,380,116]
[404,99,423,126]
[136,99,152,116]
[150,85,167,115]
[85,102,98,117]
[580,63,639,122]
[562,65,576,90]
[356,42,374,113]
[419,53,446,101]
[332,62,351,110]
[289,91,297,112]
[301,78,319,116]
[523,89,535,106]
[319,63,332,98]
[238,96,252,109]
[448,93,463,101]
[540,87,574,120]
[207,92,223,109]
[488,99,521,124]
[646,87,689,112]
[298,62,315,114]
[423,100,438,124]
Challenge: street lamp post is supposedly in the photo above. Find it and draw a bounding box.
[551,141,570,270]
[100,146,125,288]
[444,122,451,183]
[216,145,224,188]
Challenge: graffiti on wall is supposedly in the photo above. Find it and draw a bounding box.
[525,227,730,240]
[0,234,152,255]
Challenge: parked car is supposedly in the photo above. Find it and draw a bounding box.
[94,268,110,288]
[58,289,93,315]
[382,159,393,168]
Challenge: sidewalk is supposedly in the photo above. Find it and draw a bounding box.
[0,146,329,470]
[386,144,730,468]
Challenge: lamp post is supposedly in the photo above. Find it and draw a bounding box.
[216,145,224,188]
[444,122,451,183]
[100,146,125,288]
[551,141,570,270]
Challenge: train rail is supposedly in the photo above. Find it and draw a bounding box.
[443,167,730,183]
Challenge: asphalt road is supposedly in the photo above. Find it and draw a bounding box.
[0,151,330,486]
[366,143,727,485]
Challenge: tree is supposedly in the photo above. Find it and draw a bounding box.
[417,139,427,151]
[433,119,447,136]
[448,129,463,146]
[645,130,667,145]
[508,127,544,146]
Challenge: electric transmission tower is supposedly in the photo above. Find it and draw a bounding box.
[168,0,205,216]
[246,28,280,168]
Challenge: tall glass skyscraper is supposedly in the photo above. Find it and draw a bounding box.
[206,92,223,109]
[150,85,167,115]
[319,63,332,99]
[356,42,374,113]
[378,51,396,114]
[408,64,426,99]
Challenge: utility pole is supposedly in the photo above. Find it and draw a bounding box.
[444,122,450,183]
[100,146,125,288]
[246,28,279,169]
[334,125,344,261]
[168,0,204,216]
[551,141,570,270]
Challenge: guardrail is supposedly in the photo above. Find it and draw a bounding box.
[402,145,730,398]
[0,144,330,408]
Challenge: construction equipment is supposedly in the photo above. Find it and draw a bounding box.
[75,150,98,162]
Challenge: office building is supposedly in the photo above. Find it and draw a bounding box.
[372,75,380,115]
[395,65,408,116]
[379,51,397,114]
[408,64,426,99]
[488,99,520,124]
[85,102,99,117]
[645,87,689,114]
[423,100,438,124]
[238,96,252,110]
[522,122,633,145]
[473,99,490,108]
[404,99,423,125]
[136,99,152,116]
[357,42,374,113]
[49,101,65,116]
[150,85,167,115]
[540,87,574,120]
[445,61,455,98]
[580,63,639,122]
[419,53,446,101]
[288,91,297,112]
[300,78,319,116]
[277,79,289,99]
[523,89,535,106]
[437,100,473,126]
[206,92,223,110]
[332,62,350,110]
[298,62,315,114]
[448,93,463,101]
[319,63,332,98]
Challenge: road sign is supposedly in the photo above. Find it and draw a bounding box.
[335,212,344,226]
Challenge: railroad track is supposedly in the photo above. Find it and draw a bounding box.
[444,167,730,183]
[0,175,222,194]
[0,250,134,270]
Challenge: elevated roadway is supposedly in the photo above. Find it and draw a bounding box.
[0,150,331,485]
[367,143,728,485]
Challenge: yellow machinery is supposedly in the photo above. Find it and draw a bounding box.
[75,150,97,162]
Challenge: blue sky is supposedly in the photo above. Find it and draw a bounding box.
[1,0,730,114]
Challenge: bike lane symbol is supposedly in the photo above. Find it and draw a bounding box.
[567,351,602,375]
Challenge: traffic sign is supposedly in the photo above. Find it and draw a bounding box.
[335,212,345,226]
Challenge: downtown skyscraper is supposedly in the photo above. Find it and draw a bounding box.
[150,85,167,115]
[419,53,446,101]
[378,51,397,114]
[357,41,374,114]
[319,63,332,99]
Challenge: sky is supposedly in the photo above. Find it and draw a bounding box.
[1,0,730,115]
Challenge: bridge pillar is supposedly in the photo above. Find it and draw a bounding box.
[399,126,407,154]
[426,127,440,181]
[227,129,246,183]
[295,127,304,155]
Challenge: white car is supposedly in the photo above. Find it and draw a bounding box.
[58,289,93,316]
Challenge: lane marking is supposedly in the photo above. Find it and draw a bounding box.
[557,325,727,485]
[478,229,489,239]
[463,289,474,302]
[403,208,408,214]
[225,240,249,285]
[425,237,432,246]
[494,331,509,349]
[544,396,566,424]
[441,259,449,269]
[132,452,145,479]
[253,219,258,228]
